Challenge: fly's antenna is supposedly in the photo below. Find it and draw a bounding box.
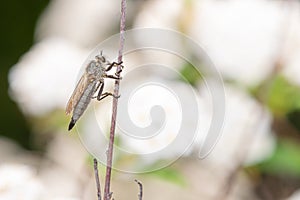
[99,50,104,59]
[96,50,103,57]
[95,50,104,62]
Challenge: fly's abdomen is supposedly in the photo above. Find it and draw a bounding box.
[70,81,97,129]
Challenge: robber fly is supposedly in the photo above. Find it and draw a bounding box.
[66,52,123,131]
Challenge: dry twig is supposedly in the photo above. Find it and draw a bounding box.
[94,159,102,200]
[103,0,127,199]
[135,179,143,200]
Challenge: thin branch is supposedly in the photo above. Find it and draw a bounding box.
[103,0,127,199]
[135,179,143,200]
[94,159,102,200]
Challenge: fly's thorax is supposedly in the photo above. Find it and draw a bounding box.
[86,61,98,75]
[86,60,104,78]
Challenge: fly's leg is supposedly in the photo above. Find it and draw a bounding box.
[106,61,124,76]
[99,92,120,101]
[115,65,123,76]
[105,74,122,80]
[91,81,102,100]
[114,61,124,76]
[91,82,104,101]
[94,82,120,101]
[93,81,101,94]
[105,61,123,72]
[96,82,104,101]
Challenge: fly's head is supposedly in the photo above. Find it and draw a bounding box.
[95,54,106,64]
[95,54,108,76]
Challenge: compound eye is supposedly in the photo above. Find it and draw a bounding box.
[95,55,102,61]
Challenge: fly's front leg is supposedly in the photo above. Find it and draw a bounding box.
[106,61,124,76]
[115,65,123,76]
[105,61,123,72]
[114,62,124,76]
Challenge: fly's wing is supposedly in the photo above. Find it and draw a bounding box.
[65,73,90,115]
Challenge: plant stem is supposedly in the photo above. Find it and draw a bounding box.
[135,179,143,200]
[103,0,126,199]
[94,158,102,200]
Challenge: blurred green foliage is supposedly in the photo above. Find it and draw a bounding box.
[252,75,300,182]
[288,110,300,132]
[0,0,49,149]
[256,139,300,177]
[180,61,300,183]
[267,76,300,116]
[147,166,187,186]
[179,62,202,86]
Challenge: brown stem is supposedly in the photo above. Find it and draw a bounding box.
[135,179,143,200]
[103,0,127,199]
[94,158,102,200]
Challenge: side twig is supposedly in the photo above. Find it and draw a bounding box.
[135,179,143,200]
[94,159,102,200]
[103,0,127,199]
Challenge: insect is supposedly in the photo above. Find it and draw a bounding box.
[66,52,123,131]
